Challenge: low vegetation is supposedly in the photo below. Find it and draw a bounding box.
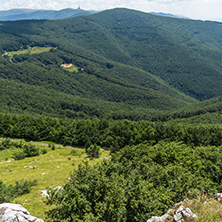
[2,46,55,57]
[0,138,109,219]
[45,142,222,221]
[185,194,222,222]
[0,179,37,204]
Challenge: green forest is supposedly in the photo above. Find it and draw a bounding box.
[0,8,222,221]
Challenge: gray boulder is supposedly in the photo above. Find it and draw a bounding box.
[214,193,222,202]
[147,209,172,222]
[174,205,197,222]
[0,203,44,222]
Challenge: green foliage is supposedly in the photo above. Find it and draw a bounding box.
[86,144,100,158]
[23,144,40,157]
[0,138,26,150]
[41,148,48,154]
[13,151,26,160]
[0,179,37,203]
[0,113,222,152]
[1,9,222,119]
[46,142,222,221]
[12,143,40,160]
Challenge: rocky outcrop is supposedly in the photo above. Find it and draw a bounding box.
[147,200,197,222]
[147,209,172,222]
[41,186,64,198]
[214,193,222,202]
[173,205,197,222]
[0,203,44,222]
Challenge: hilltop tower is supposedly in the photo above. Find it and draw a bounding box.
[77,5,81,10]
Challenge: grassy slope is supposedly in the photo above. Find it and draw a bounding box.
[2,46,55,56]
[0,139,109,220]
[154,195,222,221]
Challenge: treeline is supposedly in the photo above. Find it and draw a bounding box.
[1,113,222,152]
[45,142,222,221]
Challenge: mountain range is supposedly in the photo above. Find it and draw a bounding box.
[0,8,96,21]
[0,8,222,120]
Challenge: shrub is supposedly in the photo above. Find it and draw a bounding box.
[70,149,78,156]
[23,144,40,157]
[12,144,40,160]
[86,144,100,158]
[0,179,37,203]
[41,148,47,154]
[13,151,26,160]
[0,138,11,149]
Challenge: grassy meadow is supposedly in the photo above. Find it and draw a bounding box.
[62,66,79,72]
[2,46,55,57]
[0,139,109,220]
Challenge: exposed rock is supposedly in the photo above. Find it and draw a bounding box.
[147,210,172,222]
[147,213,169,222]
[0,203,44,222]
[41,186,64,198]
[214,193,222,202]
[147,201,197,222]
[174,205,197,222]
[41,190,49,198]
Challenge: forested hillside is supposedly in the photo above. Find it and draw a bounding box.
[1,8,222,221]
[0,8,222,119]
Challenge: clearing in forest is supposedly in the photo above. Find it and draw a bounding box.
[2,46,56,57]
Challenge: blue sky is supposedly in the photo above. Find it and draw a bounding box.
[0,0,222,22]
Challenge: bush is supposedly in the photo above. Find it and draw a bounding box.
[0,179,37,203]
[0,138,11,149]
[70,149,78,156]
[13,151,26,160]
[13,144,40,160]
[86,144,100,158]
[23,144,40,157]
[14,179,38,195]
[51,144,55,150]
[46,142,222,222]
[41,148,48,154]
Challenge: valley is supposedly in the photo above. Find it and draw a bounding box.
[0,7,222,222]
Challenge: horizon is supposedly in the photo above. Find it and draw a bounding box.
[0,0,221,22]
[0,6,221,23]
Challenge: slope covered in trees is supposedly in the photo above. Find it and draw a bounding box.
[0,25,197,118]
[0,8,222,119]
[29,8,222,101]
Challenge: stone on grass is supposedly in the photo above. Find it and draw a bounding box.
[174,205,197,222]
[214,193,222,202]
[0,203,44,222]
[41,186,64,198]
[147,210,172,222]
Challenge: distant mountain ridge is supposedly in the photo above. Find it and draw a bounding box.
[150,12,189,19]
[0,8,97,21]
